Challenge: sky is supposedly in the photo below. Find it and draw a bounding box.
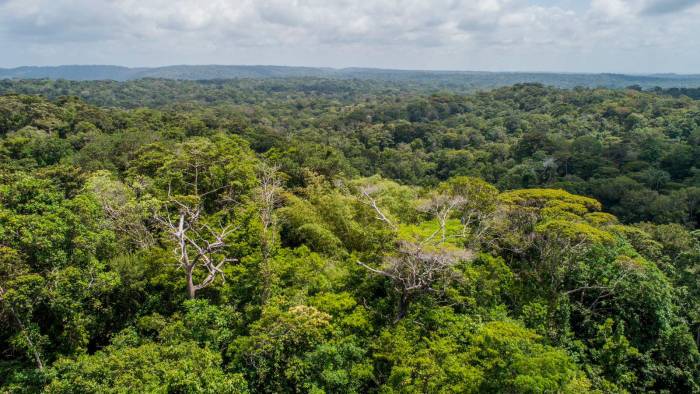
[0,0,699,73]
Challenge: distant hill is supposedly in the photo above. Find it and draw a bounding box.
[0,65,337,81]
[2,64,700,88]
[0,65,141,81]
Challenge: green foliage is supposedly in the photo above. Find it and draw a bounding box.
[535,220,615,245]
[46,341,248,393]
[374,315,590,393]
[1,82,699,393]
[500,188,602,213]
[231,304,336,392]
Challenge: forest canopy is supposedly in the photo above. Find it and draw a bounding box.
[1,80,700,393]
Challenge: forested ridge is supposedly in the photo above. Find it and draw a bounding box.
[1,80,700,393]
[3,65,700,88]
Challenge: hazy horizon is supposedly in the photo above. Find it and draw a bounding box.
[2,63,700,76]
[1,0,700,74]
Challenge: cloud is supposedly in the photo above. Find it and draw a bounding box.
[0,0,539,47]
[0,0,699,73]
[642,0,700,15]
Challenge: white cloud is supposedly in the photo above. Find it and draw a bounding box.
[0,0,699,72]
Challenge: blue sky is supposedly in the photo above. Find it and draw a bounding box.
[1,0,699,73]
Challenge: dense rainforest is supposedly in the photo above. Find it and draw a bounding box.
[1,80,700,393]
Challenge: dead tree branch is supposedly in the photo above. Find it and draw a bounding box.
[155,197,237,299]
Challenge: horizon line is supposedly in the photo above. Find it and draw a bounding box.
[1,64,699,77]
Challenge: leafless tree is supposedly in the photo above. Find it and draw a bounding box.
[155,198,237,299]
[418,193,467,244]
[458,202,503,251]
[359,185,397,230]
[358,241,471,322]
[417,188,501,250]
[256,164,282,303]
[357,185,474,322]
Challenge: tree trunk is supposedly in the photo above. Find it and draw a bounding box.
[394,292,411,323]
[8,304,43,370]
[260,236,272,304]
[260,261,272,305]
[186,267,196,299]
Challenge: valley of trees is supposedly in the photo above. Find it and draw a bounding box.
[1,80,700,393]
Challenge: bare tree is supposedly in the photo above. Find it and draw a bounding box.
[256,164,282,303]
[417,188,500,250]
[155,199,237,299]
[359,185,397,230]
[417,193,467,244]
[359,241,471,322]
[357,185,474,322]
